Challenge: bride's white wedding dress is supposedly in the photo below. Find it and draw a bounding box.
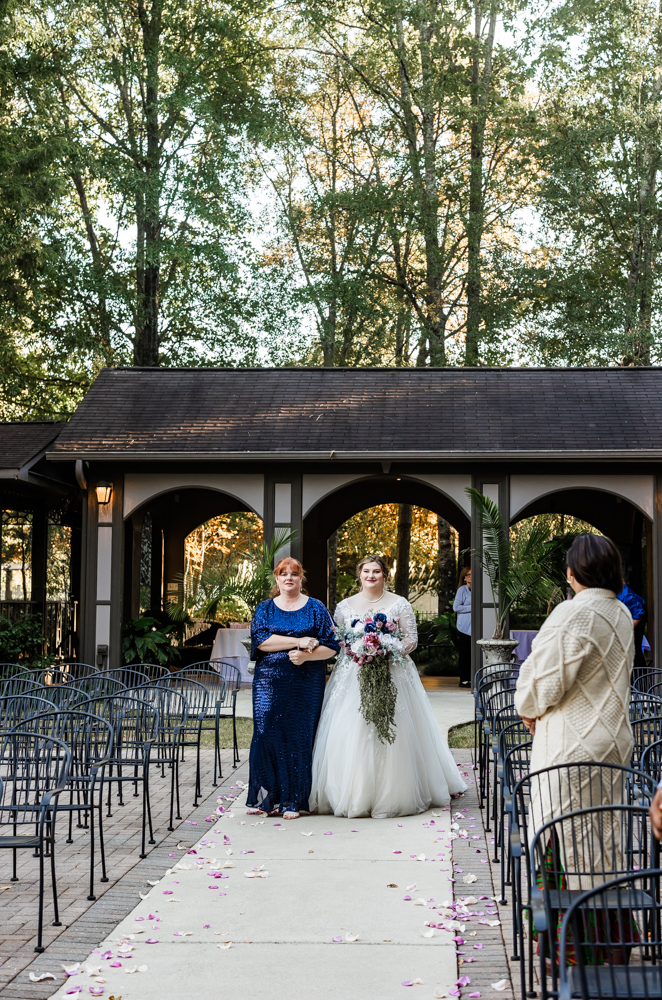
[310,595,466,818]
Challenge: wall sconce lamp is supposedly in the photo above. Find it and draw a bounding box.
[95,481,112,505]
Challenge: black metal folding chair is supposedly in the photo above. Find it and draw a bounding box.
[531,803,659,1000]
[202,659,241,770]
[630,715,662,771]
[0,675,42,697]
[78,694,158,857]
[0,731,71,951]
[155,674,209,806]
[0,663,22,680]
[632,669,662,695]
[481,687,516,823]
[0,693,54,731]
[630,691,662,723]
[70,674,127,700]
[558,869,662,1000]
[129,662,170,680]
[512,764,657,1000]
[100,667,149,687]
[175,666,228,785]
[126,684,188,832]
[49,663,100,680]
[640,738,662,783]
[15,710,113,900]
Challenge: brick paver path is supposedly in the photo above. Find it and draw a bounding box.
[0,746,249,1000]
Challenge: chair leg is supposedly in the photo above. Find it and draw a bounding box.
[232,709,238,768]
[98,797,108,883]
[140,776,148,858]
[50,832,61,927]
[145,764,155,845]
[87,795,96,901]
[168,754,175,832]
[11,846,17,881]
[35,844,45,952]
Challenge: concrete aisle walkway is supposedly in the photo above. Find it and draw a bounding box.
[46,687,474,1000]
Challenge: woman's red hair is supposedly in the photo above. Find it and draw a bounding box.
[270,557,307,596]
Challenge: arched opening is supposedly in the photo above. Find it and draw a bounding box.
[510,488,653,663]
[123,486,263,627]
[303,475,471,603]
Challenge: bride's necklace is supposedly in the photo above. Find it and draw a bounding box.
[359,589,386,607]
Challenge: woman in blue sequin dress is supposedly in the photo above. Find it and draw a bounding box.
[247,557,339,819]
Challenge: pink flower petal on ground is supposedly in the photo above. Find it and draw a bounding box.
[402,895,412,901]
[65,989,82,996]
[457,976,471,986]
[162,890,173,895]
[145,939,159,944]
[332,936,342,943]
[393,850,402,854]
[109,962,122,968]
[474,943,484,950]
[401,981,414,987]
[449,991,461,998]
[324,832,332,835]
[469,993,481,997]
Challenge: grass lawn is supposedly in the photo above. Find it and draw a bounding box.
[447,722,475,748]
[200,718,254,749]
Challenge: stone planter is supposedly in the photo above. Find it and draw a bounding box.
[476,637,519,667]
[238,634,256,675]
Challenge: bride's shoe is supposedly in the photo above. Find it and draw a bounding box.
[283,811,300,820]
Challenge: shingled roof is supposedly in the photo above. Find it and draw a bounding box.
[0,421,63,470]
[46,367,662,460]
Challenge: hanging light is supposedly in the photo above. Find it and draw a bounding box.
[95,481,112,505]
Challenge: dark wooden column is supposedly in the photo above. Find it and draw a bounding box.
[31,510,49,647]
[654,476,662,675]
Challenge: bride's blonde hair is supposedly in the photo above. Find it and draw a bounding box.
[355,554,390,584]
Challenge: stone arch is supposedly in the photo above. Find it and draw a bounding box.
[302,474,471,601]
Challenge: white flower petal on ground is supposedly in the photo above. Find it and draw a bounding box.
[147,880,159,886]
[491,981,509,991]
[139,892,149,899]
[28,972,56,982]
[421,928,435,938]
[301,832,313,837]
[413,898,428,906]
[345,932,359,942]
[217,942,232,949]
[434,990,447,998]
[487,920,501,927]
[462,874,478,884]
[406,884,417,891]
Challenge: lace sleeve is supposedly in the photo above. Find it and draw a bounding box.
[396,599,418,655]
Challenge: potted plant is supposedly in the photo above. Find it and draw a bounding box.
[466,488,566,666]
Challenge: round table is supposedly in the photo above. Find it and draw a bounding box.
[210,628,252,687]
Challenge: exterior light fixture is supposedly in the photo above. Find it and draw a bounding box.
[95,481,112,505]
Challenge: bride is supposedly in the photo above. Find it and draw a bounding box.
[310,555,466,818]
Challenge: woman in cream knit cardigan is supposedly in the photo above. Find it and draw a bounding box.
[514,534,634,887]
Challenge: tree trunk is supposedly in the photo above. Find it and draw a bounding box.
[437,516,456,614]
[328,530,338,615]
[134,0,163,367]
[394,503,413,598]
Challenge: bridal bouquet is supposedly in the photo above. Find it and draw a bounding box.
[338,612,404,744]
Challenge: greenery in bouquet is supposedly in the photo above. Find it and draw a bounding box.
[339,611,402,744]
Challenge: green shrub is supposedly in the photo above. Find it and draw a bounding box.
[122,616,180,667]
[0,614,46,664]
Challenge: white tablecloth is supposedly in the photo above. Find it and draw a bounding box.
[210,629,252,687]
[512,630,538,663]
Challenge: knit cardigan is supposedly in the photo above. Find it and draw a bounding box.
[514,587,634,888]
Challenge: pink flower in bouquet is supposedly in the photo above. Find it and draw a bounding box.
[364,632,381,652]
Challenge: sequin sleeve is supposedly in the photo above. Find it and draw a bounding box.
[312,599,341,653]
[250,600,273,660]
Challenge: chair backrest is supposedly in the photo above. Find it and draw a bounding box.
[474,662,514,692]
[77,694,159,762]
[640,738,662,783]
[498,719,532,762]
[36,680,85,710]
[513,762,658,867]
[156,675,210,719]
[648,680,662,700]
[174,666,227,706]
[0,675,42,698]
[16,710,114,774]
[126,683,189,731]
[0,730,71,822]
[128,662,170,680]
[0,693,53,731]
[630,715,662,770]
[483,688,516,728]
[503,741,533,797]
[0,663,22,680]
[71,674,127,699]
[558,869,662,997]
[203,660,241,704]
[101,667,149,687]
[52,662,100,680]
[632,669,662,694]
[530,803,657,900]
[630,691,662,722]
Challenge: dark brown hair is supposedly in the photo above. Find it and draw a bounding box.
[458,565,472,587]
[355,554,390,583]
[566,534,624,593]
[270,557,307,597]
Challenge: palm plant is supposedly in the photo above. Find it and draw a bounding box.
[168,527,298,624]
[466,488,567,640]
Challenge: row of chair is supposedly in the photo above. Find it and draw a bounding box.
[473,661,662,1000]
[0,657,244,951]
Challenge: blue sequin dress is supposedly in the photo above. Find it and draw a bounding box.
[247,597,340,814]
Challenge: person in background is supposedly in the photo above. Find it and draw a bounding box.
[616,581,647,680]
[453,566,472,688]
